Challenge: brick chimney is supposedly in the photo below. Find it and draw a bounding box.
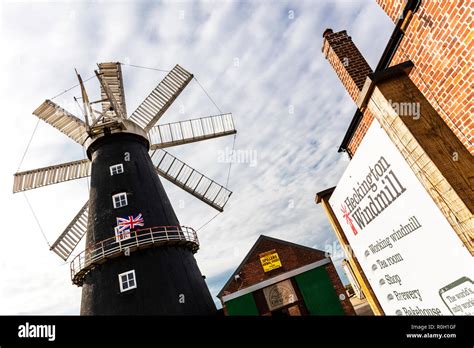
[322,29,373,103]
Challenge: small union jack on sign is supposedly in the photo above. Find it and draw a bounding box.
[114,226,131,241]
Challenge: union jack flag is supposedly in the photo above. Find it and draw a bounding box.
[116,213,144,232]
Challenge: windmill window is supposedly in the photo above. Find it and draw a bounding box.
[110,164,124,176]
[112,192,128,208]
[118,270,136,292]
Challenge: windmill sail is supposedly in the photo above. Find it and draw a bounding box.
[33,100,88,144]
[13,159,91,193]
[129,64,193,131]
[148,113,236,150]
[98,62,127,118]
[50,201,89,261]
[152,149,232,212]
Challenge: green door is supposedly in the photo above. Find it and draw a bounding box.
[225,293,259,316]
[295,267,345,315]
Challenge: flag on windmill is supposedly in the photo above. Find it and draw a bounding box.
[116,213,145,232]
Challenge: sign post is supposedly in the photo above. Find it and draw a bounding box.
[317,189,384,315]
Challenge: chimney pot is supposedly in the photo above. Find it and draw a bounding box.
[322,28,334,38]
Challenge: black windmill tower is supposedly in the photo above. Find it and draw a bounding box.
[13,62,237,315]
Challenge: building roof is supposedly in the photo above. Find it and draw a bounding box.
[217,235,327,298]
[315,186,335,204]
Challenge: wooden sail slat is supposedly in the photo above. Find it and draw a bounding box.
[69,227,83,240]
[13,159,91,193]
[58,166,65,182]
[37,169,46,185]
[52,244,69,259]
[50,201,89,261]
[129,64,193,131]
[33,100,88,144]
[45,168,54,185]
[98,62,127,118]
[148,113,236,150]
[151,149,232,212]
[61,236,76,250]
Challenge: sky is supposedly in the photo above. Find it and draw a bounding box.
[0,0,394,314]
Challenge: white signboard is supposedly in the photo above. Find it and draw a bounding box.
[263,279,298,311]
[329,120,474,315]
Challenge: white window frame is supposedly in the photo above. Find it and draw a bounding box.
[112,192,128,209]
[109,163,124,176]
[114,226,131,243]
[118,270,137,293]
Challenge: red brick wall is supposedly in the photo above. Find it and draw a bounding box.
[222,239,326,294]
[376,0,407,23]
[348,0,474,155]
[325,262,356,315]
[390,0,473,153]
[347,109,375,156]
[220,238,355,315]
[322,29,373,102]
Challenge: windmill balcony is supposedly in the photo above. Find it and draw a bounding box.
[70,226,199,286]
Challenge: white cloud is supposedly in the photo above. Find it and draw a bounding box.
[0,0,393,314]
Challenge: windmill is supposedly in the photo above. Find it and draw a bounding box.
[13,62,236,315]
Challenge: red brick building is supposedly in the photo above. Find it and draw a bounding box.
[218,235,355,316]
[316,0,473,315]
[332,0,472,156]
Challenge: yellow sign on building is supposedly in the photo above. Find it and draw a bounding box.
[259,250,282,272]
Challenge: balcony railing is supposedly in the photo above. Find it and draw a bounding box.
[70,226,199,286]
